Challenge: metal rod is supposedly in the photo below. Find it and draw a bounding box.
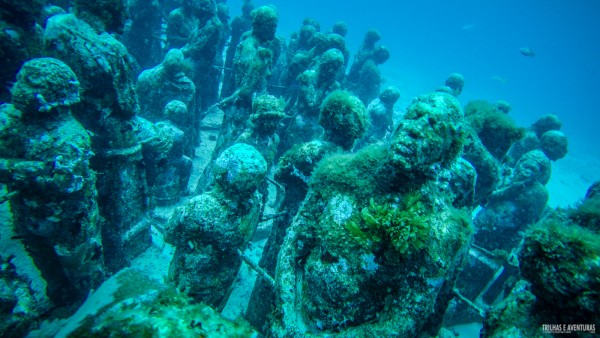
[237,249,275,289]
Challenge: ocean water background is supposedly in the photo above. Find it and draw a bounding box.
[229,0,600,159]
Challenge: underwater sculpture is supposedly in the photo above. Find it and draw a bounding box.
[135,115,192,207]
[162,100,196,156]
[73,0,128,34]
[474,149,551,251]
[444,73,466,97]
[482,181,600,337]
[166,0,208,49]
[465,100,525,161]
[330,21,351,78]
[281,17,350,104]
[236,94,286,216]
[196,5,280,193]
[360,86,401,145]
[236,94,286,168]
[231,4,280,102]
[0,252,41,335]
[539,130,568,161]
[279,48,348,154]
[136,49,196,124]
[451,104,571,327]
[136,49,197,157]
[461,127,502,206]
[166,0,227,125]
[0,58,105,303]
[346,29,381,85]
[121,0,163,69]
[246,89,368,332]
[0,1,591,336]
[222,0,255,98]
[166,143,267,308]
[279,20,320,99]
[508,113,568,164]
[214,5,280,153]
[178,0,225,112]
[0,0,44,102]
[346,29,390,105]
[44,4,161,272]
[271,92,475,336]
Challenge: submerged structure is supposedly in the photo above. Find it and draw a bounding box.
[0,0,597,337]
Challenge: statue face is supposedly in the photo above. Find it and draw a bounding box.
[187,0,215,19]
[251,6,278,42]
[254,18,277,41]
[389,93,463,172]
[513,150,550,185]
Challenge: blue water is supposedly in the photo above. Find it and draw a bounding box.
[230,0,600,158]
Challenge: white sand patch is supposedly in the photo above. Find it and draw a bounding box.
[547,150,600,208]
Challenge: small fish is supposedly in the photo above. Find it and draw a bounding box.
[490,75,508,84]
[520,47,536,57]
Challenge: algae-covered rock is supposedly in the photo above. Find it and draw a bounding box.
[30,268,257,337]
[481,281,549,338]
[568,181,600,231]
[519,215,600,325]
[0,254,41,336]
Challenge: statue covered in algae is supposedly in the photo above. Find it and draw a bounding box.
[271,92,476,336]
